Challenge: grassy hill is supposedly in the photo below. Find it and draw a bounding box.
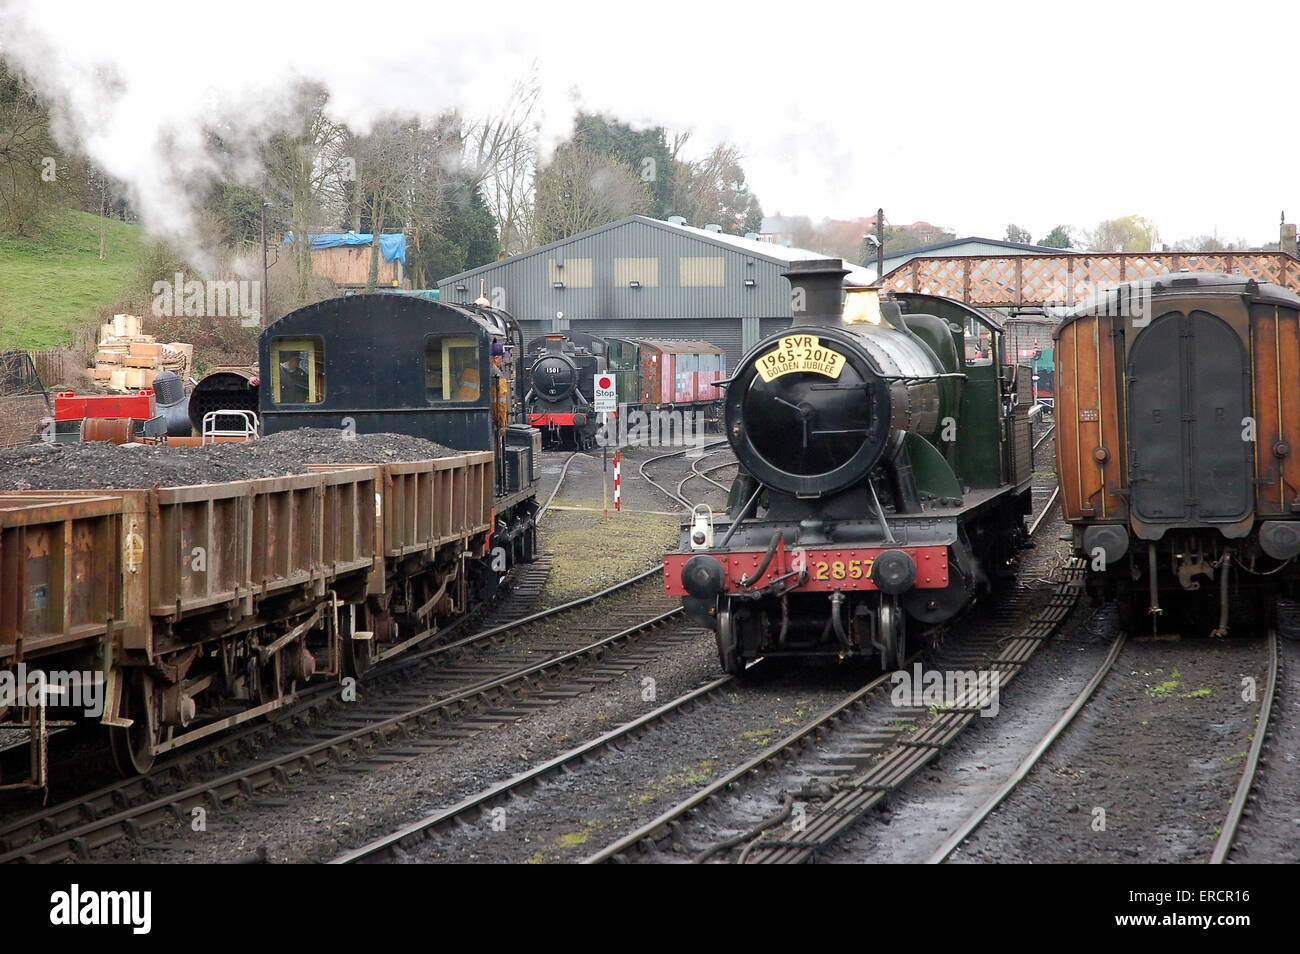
[0,208,148,351]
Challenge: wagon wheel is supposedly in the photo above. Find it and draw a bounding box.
[344,637,373,680]
[258,652,290,722]
[109,671,157,777]
[343,630,373,680]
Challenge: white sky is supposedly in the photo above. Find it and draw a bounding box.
[2,0,1294,247]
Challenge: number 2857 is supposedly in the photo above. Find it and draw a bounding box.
[812,559,873,581]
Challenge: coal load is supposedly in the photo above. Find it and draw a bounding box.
[0,428,458,491]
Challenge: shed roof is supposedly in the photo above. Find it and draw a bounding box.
[883,236,1065,258]
[439,215,878,287]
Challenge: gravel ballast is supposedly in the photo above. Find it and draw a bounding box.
[0,429,458,491]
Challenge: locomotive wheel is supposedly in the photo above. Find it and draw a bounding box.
[715,601,744,676]
[878,599,906,670]
[109,671,157,776]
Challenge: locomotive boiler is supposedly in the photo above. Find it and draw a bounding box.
[665,259,1034,673]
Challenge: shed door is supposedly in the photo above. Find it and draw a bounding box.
[1128,310,1251,523]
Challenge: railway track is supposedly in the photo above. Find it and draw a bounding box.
[329,672,736,863]
[537,451,591,520]
[0,563,699,864]
[924,626,1281,865]
[638,441,729,509]
[1210,628,1280,864]
[674,449,736,503]
[925,630,1127,863]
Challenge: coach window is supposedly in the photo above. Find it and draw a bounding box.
[425,335,481,402]
[270,337,325,404]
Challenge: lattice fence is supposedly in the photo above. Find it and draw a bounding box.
[882,252,1300,307]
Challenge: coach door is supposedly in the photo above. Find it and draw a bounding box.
[1128,310,1252,525]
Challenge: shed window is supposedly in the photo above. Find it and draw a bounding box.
[270,337,325,404]
[548,258,593,288]
[614,257,660,287]
[680,256,725,287]
[425,335,481,402]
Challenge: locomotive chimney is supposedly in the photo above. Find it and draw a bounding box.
[783,258,850,327]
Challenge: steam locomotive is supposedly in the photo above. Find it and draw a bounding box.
[665,260,1035,673]
[525,332,726,448]
[525,333,604,448]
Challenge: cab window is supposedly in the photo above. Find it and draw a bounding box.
[965,318,995,365]
[270,337,325,404]
[425,335,481,402]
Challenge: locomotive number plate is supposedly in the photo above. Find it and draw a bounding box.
[812,557,873,582]
[756,334,847,382]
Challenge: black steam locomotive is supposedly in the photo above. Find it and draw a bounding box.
[524,332,604,449]
[666,260,1035,673]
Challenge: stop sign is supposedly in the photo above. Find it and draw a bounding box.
[594,374,616,412]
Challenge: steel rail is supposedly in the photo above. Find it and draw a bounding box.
[639,440,729,509]
[675,450,737,501]
[331,674,734,863]
[1028,485,1060,537]
[1210,628,1280,864]
[925,630,1126,863]
[537,451,591,521]
[581,666,900,864]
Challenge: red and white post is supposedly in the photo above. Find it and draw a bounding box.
[613,450,621,511]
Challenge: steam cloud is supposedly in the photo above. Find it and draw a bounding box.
[0,1,534,269]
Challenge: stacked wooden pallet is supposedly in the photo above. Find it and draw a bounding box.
[91,315,193,391]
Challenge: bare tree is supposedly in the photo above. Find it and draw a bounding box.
[263,83,351,304]
[531,144,652,244]
[672,143,762,233]
[0,60,64,235]
[464,71,541,255]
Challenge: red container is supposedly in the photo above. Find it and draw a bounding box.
[54,388,157,421]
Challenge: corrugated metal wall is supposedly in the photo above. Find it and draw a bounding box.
[439,218,797,323]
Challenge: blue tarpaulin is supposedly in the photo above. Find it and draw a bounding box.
[283,233,407,265]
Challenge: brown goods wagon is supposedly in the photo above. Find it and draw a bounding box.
[0,449,495,782]
[0,492,147,661]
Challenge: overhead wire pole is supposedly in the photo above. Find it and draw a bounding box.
[260,175,270,327]
[876,207,885,285]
